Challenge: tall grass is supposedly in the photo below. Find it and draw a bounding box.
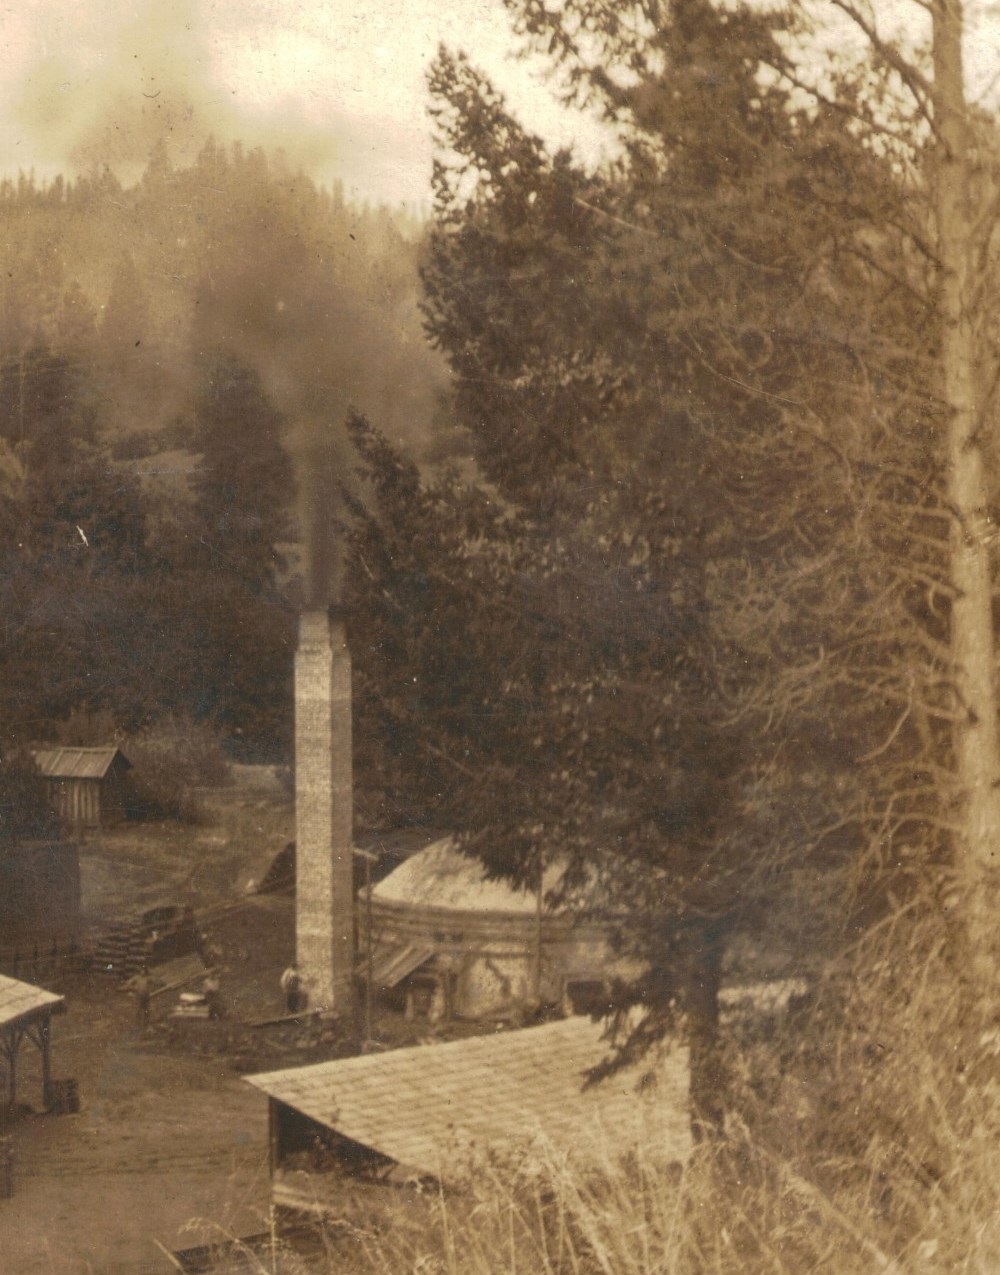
[197,909,1000,1274]
[355,909,1000,1274]
[351,1136,889,1274]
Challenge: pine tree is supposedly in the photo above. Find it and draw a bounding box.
[189,352,295,589]
[351,0,961,1133]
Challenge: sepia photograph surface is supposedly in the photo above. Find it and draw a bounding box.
[1,1,1000,1271]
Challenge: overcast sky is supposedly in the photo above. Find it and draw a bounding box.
[1,1,998,207]
[0,0,612,207]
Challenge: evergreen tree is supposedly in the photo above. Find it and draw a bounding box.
[0,348,158,735]
[351,0,949,1132]
[0,749,59,846]
[189,352,295,589]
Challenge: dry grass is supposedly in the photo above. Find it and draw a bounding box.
[346,999,1000,1275]
[182,909,1000,1275]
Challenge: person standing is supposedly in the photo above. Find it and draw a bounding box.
[280,964,302,1014]
[133,967,153,1028]
[203,973,222,1021]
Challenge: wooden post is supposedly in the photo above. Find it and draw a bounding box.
[0,1032,10,1124]
[932,0,1000,978]
[353,847,378,1047]
[533,854,543,1004]
[40,1018,51,1109]
[8,1029,18,1113]
[268,1099,281,1176]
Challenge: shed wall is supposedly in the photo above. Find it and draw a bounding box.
[45,775,128,830]
[47,779,98,830]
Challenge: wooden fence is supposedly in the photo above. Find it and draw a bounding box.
[0,939,91,987]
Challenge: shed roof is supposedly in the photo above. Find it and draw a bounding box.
[246,1016,690,1181]
[0,974,65,1030]
[32,746,131,781]
[365,942,436,989]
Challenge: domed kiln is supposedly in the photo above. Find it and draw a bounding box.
[359,836,625,1018]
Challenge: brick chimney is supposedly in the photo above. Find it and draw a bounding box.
[294,609,354,1013]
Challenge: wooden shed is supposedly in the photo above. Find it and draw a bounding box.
[31,747,131,832]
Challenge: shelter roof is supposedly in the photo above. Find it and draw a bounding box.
[246,1016,690,1181]
[0,974,65,1030]
[365,942,436,989]
[31,746,131,781]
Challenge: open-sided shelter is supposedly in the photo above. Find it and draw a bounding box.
[0,974,66,1116]
[246,1016,690,1217]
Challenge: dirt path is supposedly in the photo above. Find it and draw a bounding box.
[2,786,296,1273]
[1,982,270,1274]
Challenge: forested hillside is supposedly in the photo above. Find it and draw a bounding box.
[0,141,444,453]
[0,141,451,761]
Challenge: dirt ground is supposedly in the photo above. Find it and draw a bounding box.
[3,980,271,1273]
[1,775,570,1272]
[0,775,325,1274]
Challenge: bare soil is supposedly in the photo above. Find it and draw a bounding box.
[3,978,271,1274]
[0,775,616,1272]
[0,777,329,1274]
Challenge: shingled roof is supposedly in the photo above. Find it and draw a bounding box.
[0,974,65,1031]
[31,746,130,781]
[246,1017,691,1181]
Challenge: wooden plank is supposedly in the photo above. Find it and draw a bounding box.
[247,1008,323,1029]
[150,964,218,1001]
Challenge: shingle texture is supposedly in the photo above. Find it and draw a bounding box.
[247,1016,691,1180]
[0,974,65,1029]
[31,746,130,780]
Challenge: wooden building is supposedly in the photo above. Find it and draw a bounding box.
[245,1016,691,1218]
[0,839,80,953]
[31,747,131,832]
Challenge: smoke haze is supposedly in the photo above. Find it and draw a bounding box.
[1,0,420,204]
[1,0,617,206]
[0,0,612,606]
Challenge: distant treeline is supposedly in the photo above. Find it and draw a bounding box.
[0,140,457,762]
[0,139,449,455]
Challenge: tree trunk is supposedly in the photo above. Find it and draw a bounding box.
[687,922,725,1141]
[933,0,1000,980]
